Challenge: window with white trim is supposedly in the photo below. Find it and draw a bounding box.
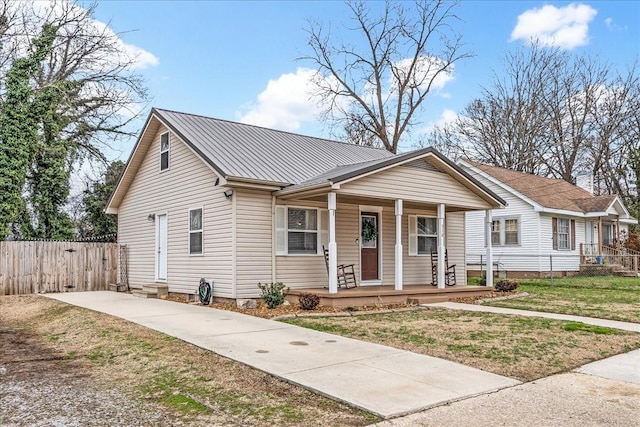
[409,215,439,255]
[490,217,520,246]
[491,220,501,245]
[557,218,570,250]
[189,208,203,255]
[160,132,169,171]
[275,206,328,255]
[288,208,317,254]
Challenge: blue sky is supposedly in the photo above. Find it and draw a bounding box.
[88,1,640,160]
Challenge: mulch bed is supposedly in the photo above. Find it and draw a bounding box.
[166,291,524,319]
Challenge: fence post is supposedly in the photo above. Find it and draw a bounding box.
[549,255,554,286]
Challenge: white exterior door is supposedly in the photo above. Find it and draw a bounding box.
[156,214,168,281]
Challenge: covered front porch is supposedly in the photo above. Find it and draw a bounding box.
[273,149,506,298]
[286,284,494,307]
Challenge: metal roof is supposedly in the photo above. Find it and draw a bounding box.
[153,108,394,185]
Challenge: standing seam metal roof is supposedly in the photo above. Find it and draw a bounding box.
[153,108,394,185]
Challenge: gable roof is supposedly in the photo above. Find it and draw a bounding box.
[153,108,393,184]
[463,160,631,217]
[107,108,506,212]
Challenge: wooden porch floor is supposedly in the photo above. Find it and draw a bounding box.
[286,285,493,308]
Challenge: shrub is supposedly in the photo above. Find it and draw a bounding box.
[257,282,287,309]
[298,293,320,310]
[495,279,519,292]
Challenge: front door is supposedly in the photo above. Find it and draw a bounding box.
[156,214,168,281]
[361,213,379,281]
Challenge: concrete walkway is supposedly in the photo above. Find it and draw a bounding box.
[424,302,640,332]
[45,292,519,419]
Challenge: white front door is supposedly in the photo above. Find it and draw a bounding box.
[156,214,168,281]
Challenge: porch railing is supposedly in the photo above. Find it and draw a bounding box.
[580,243,640,274]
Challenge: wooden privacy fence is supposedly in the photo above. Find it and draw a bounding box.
[0,241,119,295]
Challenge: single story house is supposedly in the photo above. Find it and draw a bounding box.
[460,160,637,277]
[106,108,506,300]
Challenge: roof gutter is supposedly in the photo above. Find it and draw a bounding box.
[225,176,290,191]
[273,181,332,198]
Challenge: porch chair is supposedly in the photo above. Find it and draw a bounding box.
[322,246,358,289]
[430,250,457,286]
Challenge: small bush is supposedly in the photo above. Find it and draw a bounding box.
[495,279,519,292]
[257,282,287,309]
[298,293,320,310]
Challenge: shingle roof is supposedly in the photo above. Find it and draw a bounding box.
[467,161,616,213]
[153,108,393,185]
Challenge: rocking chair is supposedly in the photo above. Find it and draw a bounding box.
[430,250,457,286]
[323,246,357,289]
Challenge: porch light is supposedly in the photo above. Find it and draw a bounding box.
[147,213,155,222]
[224,189,234,200]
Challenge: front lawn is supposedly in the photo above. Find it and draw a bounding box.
[484,276,640,323]
[283,309,640,382]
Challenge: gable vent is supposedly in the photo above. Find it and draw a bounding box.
[401,159,442,173]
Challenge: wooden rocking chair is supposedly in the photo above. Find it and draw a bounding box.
[323,246,357,289]
[430,250,457,286]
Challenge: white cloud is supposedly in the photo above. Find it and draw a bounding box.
[237,68,322,131]
[421,108,458,134]
[91,19,159,70]
[604,17,627,32]
[510,3,597,49]
[8,1,158,70]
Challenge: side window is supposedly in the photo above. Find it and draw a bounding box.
[160,132,169,171]
[189,208,203,255]
[557,218,570,250]
[504,219,519,245]
[491,220,501,245]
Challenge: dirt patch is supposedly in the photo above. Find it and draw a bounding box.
[1,295,377,427]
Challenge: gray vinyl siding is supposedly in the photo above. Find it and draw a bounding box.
[340,166,493,210]
[118,125,233,297]
[235,188,273,298]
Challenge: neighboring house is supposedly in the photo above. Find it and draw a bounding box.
[106,108,505,300]
[460,160,637,277]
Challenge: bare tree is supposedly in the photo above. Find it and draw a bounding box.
[434,43,640,205]
[303,0,471,153]
[0,0,151,238]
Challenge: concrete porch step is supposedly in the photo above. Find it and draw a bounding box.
[142,284,169,298]
[131,289,158,298]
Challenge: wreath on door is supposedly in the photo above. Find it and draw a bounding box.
[361,219,378,241]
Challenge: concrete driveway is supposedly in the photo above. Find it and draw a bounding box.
[46,291,519,419]
[375,351,640,426]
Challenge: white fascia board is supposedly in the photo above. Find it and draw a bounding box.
[538,207,588,218]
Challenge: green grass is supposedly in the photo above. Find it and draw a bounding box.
[483,276,640,323]
[283,309,640,381]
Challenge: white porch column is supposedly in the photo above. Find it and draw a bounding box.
[328,192,338,294]
[395,199,403,290]
[437,203,446,289]
[485,209,494,288]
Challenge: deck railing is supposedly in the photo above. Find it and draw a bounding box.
[579,243,640,275]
